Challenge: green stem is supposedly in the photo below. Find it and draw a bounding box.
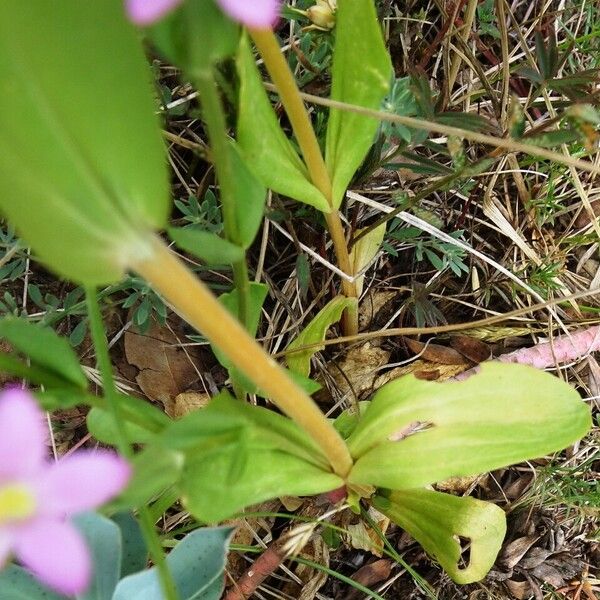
[249,28,358,336]
[194,71,251,331]
[84,287,179,600]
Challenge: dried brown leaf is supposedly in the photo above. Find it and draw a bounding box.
[450,335,492,364]
[404,337,468,365]
[124,320,200,416]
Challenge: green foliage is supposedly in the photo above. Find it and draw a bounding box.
[160,392,342,521]
[0,0,168,284]
[174,191,223,234]
[350,224,386,296]
[373,489,506,584]
[0,566,66,600]
[73,513,123,600]
[113,527,233,600]
[383,223,469,277]
[0,317,87,389]
[0,514,230,600]
[168,227,244,266]
[347,363,591,489]
[236,36,330,212]
[325,0,392,208]
[110,446,183,512]
[147,0,239,76]
[286,296,357,377]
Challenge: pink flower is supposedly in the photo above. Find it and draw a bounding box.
[0,389,131,596]
[126,0,280,29]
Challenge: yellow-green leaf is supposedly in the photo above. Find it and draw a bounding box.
[373,489,506,584]
[286,296,357,377]
[350,224,386,296]
[348,363,591,489]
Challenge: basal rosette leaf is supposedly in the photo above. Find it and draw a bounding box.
[160,392,342,522]
[0,0,169,284]
[347,363,591,490]
[373,489,506,584]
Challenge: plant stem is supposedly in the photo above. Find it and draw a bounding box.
[249,28,358,335]
[134,236,353,478]
[194,71,251,331]
[84,287,180,600]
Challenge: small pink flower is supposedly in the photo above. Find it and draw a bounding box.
[126,0,281,29]
[0,389,131,596]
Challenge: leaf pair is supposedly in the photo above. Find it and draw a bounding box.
[341,363,591,583]
[237,0,392,212]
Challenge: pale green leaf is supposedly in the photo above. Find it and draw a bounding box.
[350,224,386,296]
[0,0,168,284]
[373,489,506,584]
[73,513,122,600]
[168,227,244,265]
[112,527,233,600]
[236,36,329,212]
[286,296,357,377]
[325,0,392,208]
[0,566,66,600]
[348,363,591,489]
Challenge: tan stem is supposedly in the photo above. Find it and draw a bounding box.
[249,28,358,334]
[250,28,332,199]
[134,236,353,478]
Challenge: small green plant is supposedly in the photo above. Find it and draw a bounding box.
[0,0,592,598]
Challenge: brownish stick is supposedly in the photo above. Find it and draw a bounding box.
[225,539,287,600]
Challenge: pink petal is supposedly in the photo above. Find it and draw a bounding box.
[0,531,12,568]
[217,0,280,28]
[125,0,184,25]
[0,389,47,479]
[38,450,131,516]
[14,518,91,596]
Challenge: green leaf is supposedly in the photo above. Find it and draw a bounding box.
[0,0,169,284]
[0,317,86,388]
[162,391,328,468]
[182,442,342,522]
[350,224,386,296]
[236,36,329,212]
[347,363,591,489]
[111,513,148,579]
[373,489,506,584]
[87,404,159,446]
[108,445,183,512]
[147,0,238,77]
[227,141,267,249]
[73,513,122,600]
[0,565,67,600]
[168,227,244,265]
[325,0,391,208]
[160,392,341,521]
[112,527,234,600]
[286,296,356,377]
